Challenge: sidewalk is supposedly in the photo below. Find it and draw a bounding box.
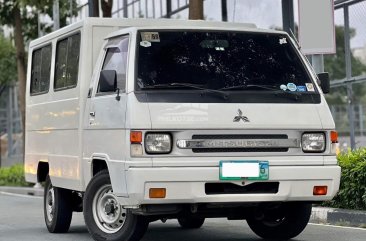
[311,206,366,228]
[0,186,43,197]
[0,186,365,228]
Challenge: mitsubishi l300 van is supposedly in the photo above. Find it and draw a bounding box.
[25,18,341,241]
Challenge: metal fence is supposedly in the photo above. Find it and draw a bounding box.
[0,85,23,167]
[328,0,366,149]
[73,0,191,22]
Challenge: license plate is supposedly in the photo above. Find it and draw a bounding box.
[219,161,269,180]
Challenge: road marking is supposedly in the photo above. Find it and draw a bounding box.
[309,223,366,231]
[0,191,42,199]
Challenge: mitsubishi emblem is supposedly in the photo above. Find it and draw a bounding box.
[233,109,250,122]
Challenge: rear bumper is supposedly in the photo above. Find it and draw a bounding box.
[116,165,341,207]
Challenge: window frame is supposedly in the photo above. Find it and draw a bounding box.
[54,32,81,92]
[30,43,52,96]
[96,34,130,97]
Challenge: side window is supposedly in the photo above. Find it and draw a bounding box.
[97,35,129,94]
[54,33,81,90]
[30,45,52,95]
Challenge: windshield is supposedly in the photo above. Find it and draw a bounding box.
[136,30,315,93]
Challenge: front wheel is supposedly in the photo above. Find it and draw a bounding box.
[44,175,73,233]
[83,170,148,241]
[246,202,312,240]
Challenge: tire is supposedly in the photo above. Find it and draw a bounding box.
[178,217,205,229]
[83,170,148,241]
[246,202,312,240]
[44,175,73,233]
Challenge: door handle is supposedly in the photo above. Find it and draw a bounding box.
[89,112,95,117]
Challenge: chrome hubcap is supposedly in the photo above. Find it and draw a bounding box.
[46,187,55,222]
[92,184,127,233]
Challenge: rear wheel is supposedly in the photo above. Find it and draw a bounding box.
[83,170,148,241]
[246,202,312,240]
[44,175,73,233]
[178,217,205,229]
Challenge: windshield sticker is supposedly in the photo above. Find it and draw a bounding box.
[280,84,287,91]
[279,38,287,45]
[287,83,297,91]
[140,41,152,47]
[306,83,315,92]
[297,86,307,92]
[215,47,225,51]
[141,32,160,42]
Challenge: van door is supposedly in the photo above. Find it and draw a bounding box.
[83,35,130,182]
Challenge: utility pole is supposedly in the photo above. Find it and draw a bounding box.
[189,0,204,20]
[53,0,60,30]
[344,5,356,149]
[166,0,172,18]
[89,0,100,17]
[221,0,228,22]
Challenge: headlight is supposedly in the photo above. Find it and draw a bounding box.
[145,133,172,154]
[302,133,325,152]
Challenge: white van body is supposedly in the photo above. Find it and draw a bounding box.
[25,18,340,240]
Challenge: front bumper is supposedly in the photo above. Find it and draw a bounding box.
[116,165,341,207]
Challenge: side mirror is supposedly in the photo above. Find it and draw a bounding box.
[317,72,330,94]
[99,70,117,92]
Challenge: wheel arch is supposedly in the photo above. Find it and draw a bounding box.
[37,161,49,183]
[87,154,128,201]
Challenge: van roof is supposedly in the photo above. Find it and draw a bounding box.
[29,17,287,48]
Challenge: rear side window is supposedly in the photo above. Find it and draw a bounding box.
[54,33,81,90]
[30,45,52,95]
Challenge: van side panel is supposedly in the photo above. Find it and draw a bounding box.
[25,28,84,191]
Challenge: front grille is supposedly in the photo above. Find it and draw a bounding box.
[191,134,289,153]
[193,148,288,153]
[205,182,279,195]
[192,135,288,139]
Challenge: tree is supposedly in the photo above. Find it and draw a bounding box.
[101,0,113,17]
[90,0,113,18]
[325,26,366,80]
[0,34,17,85]
[189,0,204,20]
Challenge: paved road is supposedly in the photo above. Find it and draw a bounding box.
[0,192,365,241]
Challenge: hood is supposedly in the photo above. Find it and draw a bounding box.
[147,103,325,130]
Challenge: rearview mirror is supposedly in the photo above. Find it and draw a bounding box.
[317,72,330,94]
[99,70,117,92]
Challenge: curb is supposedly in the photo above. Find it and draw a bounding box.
[0,186,44,197]
[311,207,366,228]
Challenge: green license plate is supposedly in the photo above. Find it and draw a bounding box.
[219,161,269,180]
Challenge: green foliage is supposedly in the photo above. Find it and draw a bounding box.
[324,149,366,210]
[0,164,30,187]
[325,26,366,80]
[0,34,17,85]
[0,0,78,41]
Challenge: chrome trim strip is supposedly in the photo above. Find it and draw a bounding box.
[176,139,299,149]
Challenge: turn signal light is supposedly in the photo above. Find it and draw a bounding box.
[149,188,166,198]
[330,131,338,143]
[313,186,328,196]
[130,131,142,143]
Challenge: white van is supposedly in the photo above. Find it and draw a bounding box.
[25,18,341,241]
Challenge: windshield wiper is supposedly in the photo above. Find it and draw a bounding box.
[220,84,279,91]
[219,84,301,100]
[140,82,229,99]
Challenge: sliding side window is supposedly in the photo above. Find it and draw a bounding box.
[54,33,81,90]
[30,45,52,95]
